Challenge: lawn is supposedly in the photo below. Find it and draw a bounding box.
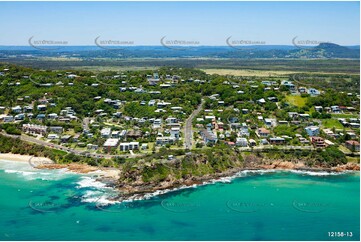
[322,119,344,129]
[331,113,360,119]
[202,69,298,77]
[286,95,307,107]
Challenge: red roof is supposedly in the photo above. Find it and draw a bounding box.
[346,140,360,146]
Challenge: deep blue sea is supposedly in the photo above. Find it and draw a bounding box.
[0,159,359,241]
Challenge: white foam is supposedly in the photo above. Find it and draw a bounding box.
[119,169,349,202]
[288,169,347,176]
[1,160,74,181]
[76,176,108,189]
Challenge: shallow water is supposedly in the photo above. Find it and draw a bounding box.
[0,159,359,241]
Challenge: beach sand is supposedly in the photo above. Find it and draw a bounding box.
[0,153,53,163]
[0,153,120,180]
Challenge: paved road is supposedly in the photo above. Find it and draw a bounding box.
[1,132,140,160]
[184,99,204,149]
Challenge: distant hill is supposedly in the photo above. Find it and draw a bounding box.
[287,43,360,58]
[0,43,359,59]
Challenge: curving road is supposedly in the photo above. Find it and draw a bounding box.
[184,99,204,149]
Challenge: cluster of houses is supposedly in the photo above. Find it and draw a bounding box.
[0,70,360,155]
[191,79,359,152]
[195,113,359,152]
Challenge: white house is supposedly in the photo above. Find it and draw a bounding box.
[308,88,320,96]
[305,126,320,136]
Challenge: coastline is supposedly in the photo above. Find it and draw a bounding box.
[0,153,53,163]
[1,153,359,202]
[0,153,120,180]
[115,160,360,201]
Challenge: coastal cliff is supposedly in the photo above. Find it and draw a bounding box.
[114,146,359,200]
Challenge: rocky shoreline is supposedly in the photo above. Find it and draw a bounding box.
[113,160,360,201]
[32,158,360,202]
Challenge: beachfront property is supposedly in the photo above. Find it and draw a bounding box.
[22,124,48,135]
[0,66,358,161]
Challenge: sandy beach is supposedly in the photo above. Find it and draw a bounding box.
[0,153,53,163]
[0,153,120,180]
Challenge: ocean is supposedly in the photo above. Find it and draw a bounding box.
[0,159,359,241]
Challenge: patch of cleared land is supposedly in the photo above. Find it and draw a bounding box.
[285,95,307,107]
[202,68,360,77]
[72,66,157,72]
[202,69,298,77]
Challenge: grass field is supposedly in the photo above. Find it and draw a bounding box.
[72,66,158,72]
[285,95,307,107]
[202,69,298,77]
[331,113,360,119]
[322,119,344,129]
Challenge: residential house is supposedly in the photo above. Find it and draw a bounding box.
[37,104,47,111]
[119,142,139,151]
[236,138,248,147]
[305,126,320,136]
[264,118,277,127]
[156,136,175,146]
[49,126,64,133]
[101,128,112,138]
[345,140,360,152]
[103,138,119,151]
[257,128,270,138]
[1,115,14,122]
[281,80,295,90]
[200,129,218,144]
[60,135,72,143]
[47,134,59,140]
[314,106,323,112]
[310,136,326,148]
[11,106,22,113]
[22,124,47,135]
[331,106,341,113]
[269,137,286,145]
[170,127,180,139]
[308,88,320,96]
[127,130,143,139]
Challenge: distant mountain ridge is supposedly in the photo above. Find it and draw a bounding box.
[0,43,359,59]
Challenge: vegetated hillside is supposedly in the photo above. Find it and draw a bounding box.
[288,43,360,59]
[117,145,348,197]
[0,43,359,59]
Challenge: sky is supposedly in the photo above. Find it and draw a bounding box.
[0,1,359,46]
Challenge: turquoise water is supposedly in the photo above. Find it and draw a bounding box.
[0,159,359,241]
